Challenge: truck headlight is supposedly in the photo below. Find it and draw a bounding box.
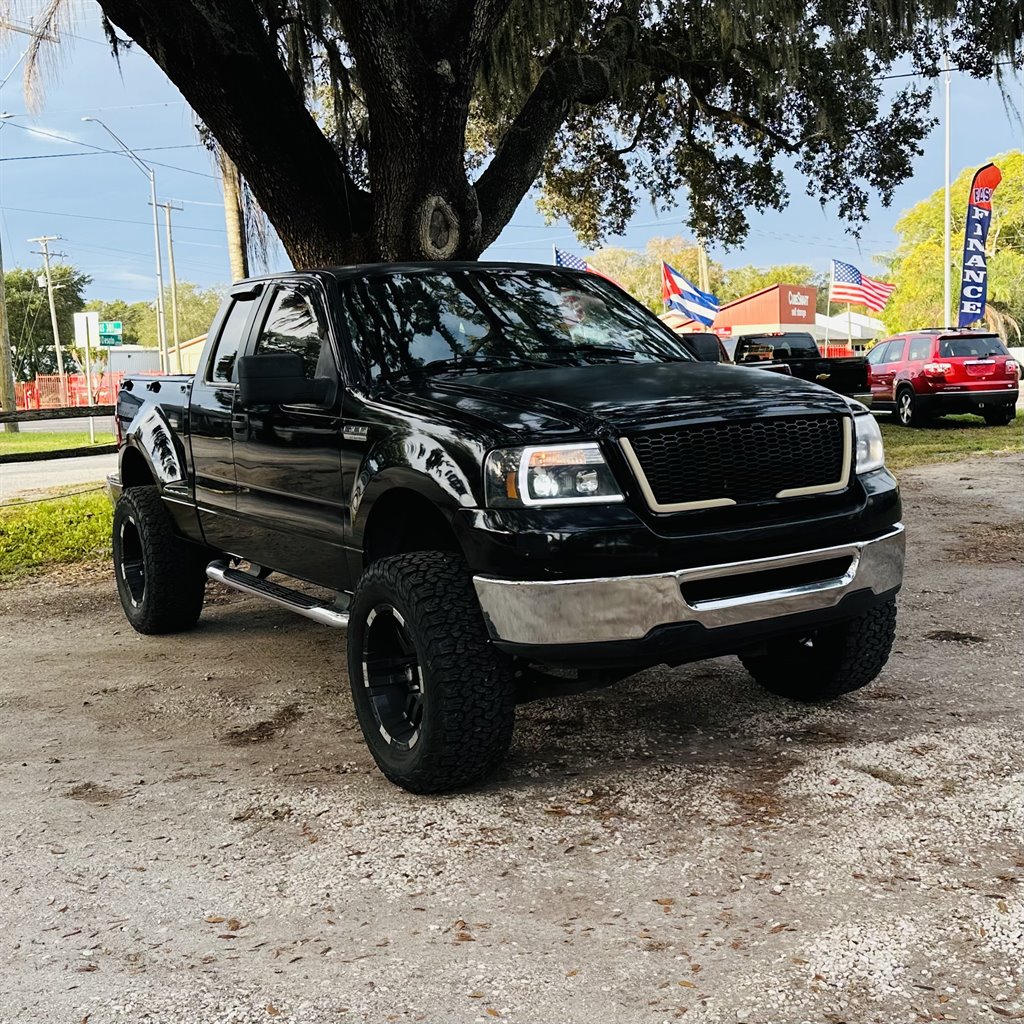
[484,442,624,507]
[854,413,885,474]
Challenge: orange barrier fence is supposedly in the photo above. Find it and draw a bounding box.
[15,373,127,410]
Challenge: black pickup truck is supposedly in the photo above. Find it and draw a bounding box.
[729,331,872,406]
[108,263,905,792]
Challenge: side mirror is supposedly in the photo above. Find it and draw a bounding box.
[237,353,331,407]
[689,335,723,363]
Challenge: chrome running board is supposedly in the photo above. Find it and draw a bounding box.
[206,560,349,628]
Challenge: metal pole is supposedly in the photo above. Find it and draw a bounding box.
[0,232,19,433]
[943,53,952,329]
[149,170,169,372]
[158,202,183,373]
[29,235,68,405]
[81,117,168,371]
[82,326,95,444]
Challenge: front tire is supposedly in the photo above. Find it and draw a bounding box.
[347,551,516,793]
[112,486,208,635]
[738,597,897,701]
[982,405,1016,427]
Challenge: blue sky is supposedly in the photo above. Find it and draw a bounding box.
[1,7,1020,304]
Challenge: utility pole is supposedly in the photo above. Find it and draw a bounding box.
[156,201,184,373]
[0,232,19,432]
[28,235,68,405]
[696,238,711,294]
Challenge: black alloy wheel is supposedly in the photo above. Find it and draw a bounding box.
[361,603,425,750]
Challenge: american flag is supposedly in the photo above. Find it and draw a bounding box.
[829,259,896,312]
[553,247,620,286]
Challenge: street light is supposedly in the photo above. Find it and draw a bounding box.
[81,116,169,371]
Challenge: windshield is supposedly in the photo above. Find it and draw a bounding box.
[340,269,695,380]
[939,335,1008,358]
[735,333,820,361]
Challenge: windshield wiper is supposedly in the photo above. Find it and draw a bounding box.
[391,354,557,381]
[536,343,689,364]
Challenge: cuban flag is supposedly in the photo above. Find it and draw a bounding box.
[661,262,719,326]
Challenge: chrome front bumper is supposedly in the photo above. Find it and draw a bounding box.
[473,525,905,646]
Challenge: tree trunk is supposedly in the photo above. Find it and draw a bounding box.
[219,150,249,281]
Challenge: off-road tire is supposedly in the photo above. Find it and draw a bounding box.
[896,387,923,428]
[738,597,897,701]
[982,405,1016,427]
[347,551,516,793]
[112,485,208,635]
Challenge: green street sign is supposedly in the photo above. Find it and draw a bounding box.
[100,336,123,347]
[99,320,123,336]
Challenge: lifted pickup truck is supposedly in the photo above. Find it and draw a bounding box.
[109,263,905,792]
[731,331,872,406]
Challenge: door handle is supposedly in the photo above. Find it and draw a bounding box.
[231,412,249,438]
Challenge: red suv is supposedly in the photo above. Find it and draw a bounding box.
[867,329,1019,427]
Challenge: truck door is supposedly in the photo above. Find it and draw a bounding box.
[189,285,263,551]
[231,280,349,590]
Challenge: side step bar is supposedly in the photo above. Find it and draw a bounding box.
[206,561,349,628]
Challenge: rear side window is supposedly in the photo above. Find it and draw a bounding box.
[939,335,1007,358]
[208,297,254,383]
[255,287,333,379]
[883,339,907,363]
[908,338,932,362]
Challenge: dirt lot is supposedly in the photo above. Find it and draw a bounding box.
[1,454,1022,1024]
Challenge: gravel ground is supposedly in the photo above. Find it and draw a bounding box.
[1,454,1022,1024]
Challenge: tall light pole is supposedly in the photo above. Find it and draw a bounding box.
[156,200,184,373]
[943,53,952,329]
[81,116,168,371]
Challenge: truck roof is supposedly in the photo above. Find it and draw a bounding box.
[232,261,588,288]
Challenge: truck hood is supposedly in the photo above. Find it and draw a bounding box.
[394,360,853,440]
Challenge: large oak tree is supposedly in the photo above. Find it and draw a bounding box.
[16,0,1024,267]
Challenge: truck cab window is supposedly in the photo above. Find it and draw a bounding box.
[255,287,334,380]
[208,297,253,383]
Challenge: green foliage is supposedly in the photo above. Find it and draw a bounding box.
[0,431,114,456]
[0,491,112,581]
[83,297,152,346]
[588,242,821,313]
[84,283,226,350]
[66,0,1024,263]
[4,265,91,380]
[884,151,1023,334]
[590,236,725,311]
[880,412,1023,471]
[720,265,826,307]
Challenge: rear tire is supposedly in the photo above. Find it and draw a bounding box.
[896,387,922,428]
[738,597,897,701]
[347,551,516,793]
[982,405,1016,427]
[112,486,208,635]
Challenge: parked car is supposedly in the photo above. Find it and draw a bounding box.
[730,331,872,406]
[685,332,793,377]
[107,263,905,793]
[867,329,1020,427]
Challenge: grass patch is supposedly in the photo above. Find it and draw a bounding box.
[0,491,113,582]
[879,411,1023,471]
[0,430,115,456]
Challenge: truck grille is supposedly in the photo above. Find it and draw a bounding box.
[621,416,850,512]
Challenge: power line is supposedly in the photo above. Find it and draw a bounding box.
[0,122,218,178]
[2,205,226,234]
[0,144,205,162]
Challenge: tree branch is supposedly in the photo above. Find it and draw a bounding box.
[475,7,641,249]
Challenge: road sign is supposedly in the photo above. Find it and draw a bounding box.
[73,311,100,350]
[99,320,123,346]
